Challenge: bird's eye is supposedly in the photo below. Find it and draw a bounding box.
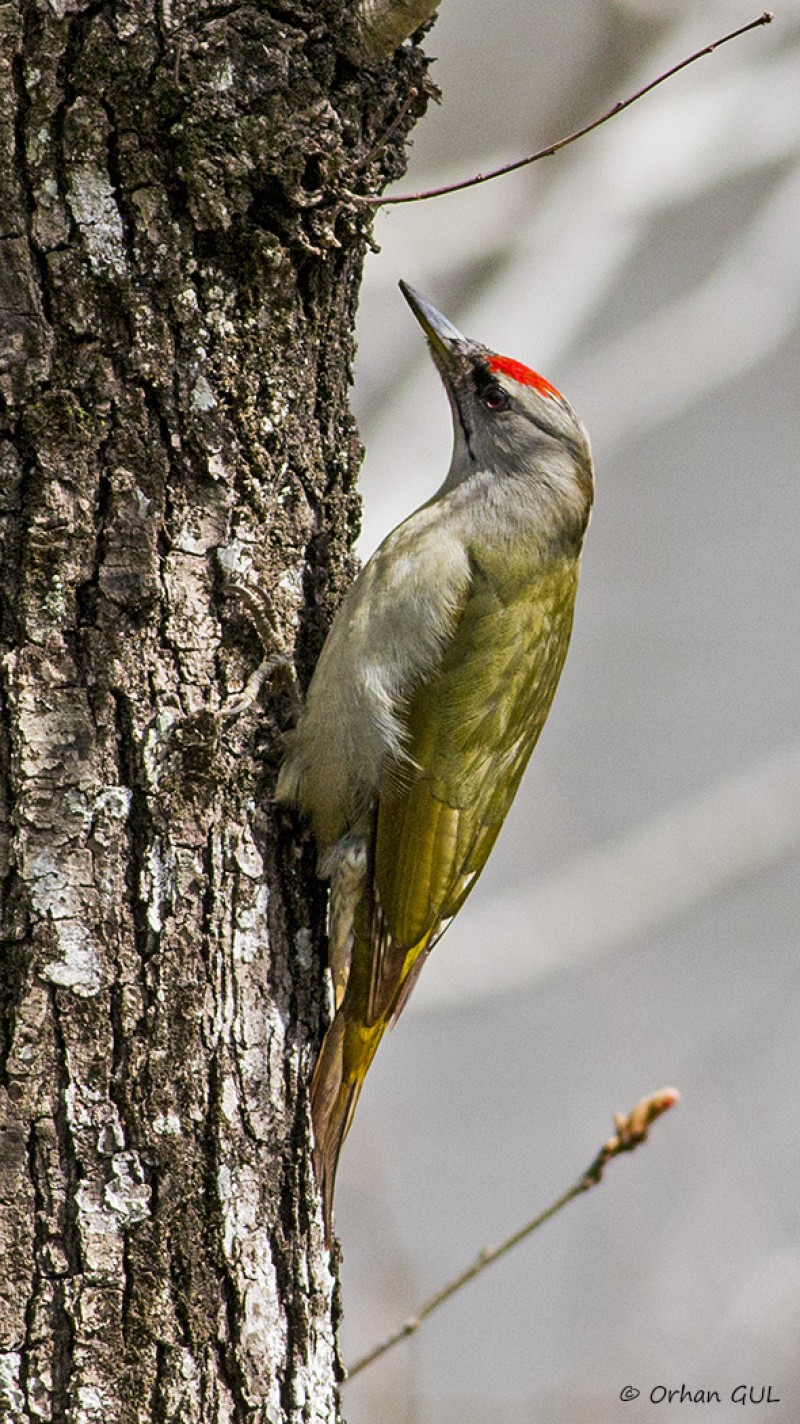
[483,383,509,412]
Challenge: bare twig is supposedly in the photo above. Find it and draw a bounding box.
[345,1087,680,1380]
[355,88,420,172]
[344,13,773,207]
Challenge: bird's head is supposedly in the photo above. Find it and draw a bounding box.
[400,282,594,542]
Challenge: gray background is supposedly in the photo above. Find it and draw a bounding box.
[335,4,800,1420]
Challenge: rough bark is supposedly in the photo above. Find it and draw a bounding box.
[0,2,429,1420]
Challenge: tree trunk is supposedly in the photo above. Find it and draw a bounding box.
[0,2,429,1419]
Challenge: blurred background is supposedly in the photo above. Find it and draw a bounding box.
[338,2,800,1420]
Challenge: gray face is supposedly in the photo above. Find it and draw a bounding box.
[399,283,593,513]
[440,338,593,487]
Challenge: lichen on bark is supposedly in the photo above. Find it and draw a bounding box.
[0,2,430,1419]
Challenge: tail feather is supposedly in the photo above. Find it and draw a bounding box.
[311,873,434,1244]
[309,1010,385,1245]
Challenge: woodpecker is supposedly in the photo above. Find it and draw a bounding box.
[277,283,594,1241]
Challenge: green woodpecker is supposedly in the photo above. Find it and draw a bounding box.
[277,283,594,1240]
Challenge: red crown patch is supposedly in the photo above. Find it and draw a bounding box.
[488,354,562,401]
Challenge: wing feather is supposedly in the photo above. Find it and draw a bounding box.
[367,556,579,1021]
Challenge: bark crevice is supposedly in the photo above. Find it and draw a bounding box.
[0,4,433,1419]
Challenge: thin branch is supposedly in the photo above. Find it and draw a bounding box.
[355,88,420,172]
[345,1087,680,1380]
[345,12,773,207]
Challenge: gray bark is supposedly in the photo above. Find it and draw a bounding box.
[0,2,429,1420]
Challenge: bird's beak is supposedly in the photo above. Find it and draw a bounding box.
[399,282,467,365]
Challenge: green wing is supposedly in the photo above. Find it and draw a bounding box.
[366,554,580,1022]
[309,552,581,1233]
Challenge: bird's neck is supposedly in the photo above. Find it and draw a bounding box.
[440,462,591,576]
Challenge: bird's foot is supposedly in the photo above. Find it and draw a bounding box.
[219,583,301,720]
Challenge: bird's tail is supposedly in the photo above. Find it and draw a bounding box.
[310,1008,386,1245]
